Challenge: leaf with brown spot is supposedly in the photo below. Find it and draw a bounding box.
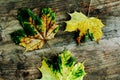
[11,7,59,51]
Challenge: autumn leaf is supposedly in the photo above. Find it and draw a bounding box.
[38,50,86,80]
[11,7,59,51]
[65,11,104,44]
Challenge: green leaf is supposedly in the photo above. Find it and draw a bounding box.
[46,55,62,73]
[60,50,76,67]
[38,60,59,80]
[52,26,59,33]
[68,62,86,80]
[11,7,59,51]
[38,50,86,80]
[23,23,37,36]
[42,7,51,15]
[50,12,55,21]
[10,29,26,44]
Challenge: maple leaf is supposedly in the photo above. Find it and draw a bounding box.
[11,7,59,51]
[38,50,86,80]
[65,11,104,44]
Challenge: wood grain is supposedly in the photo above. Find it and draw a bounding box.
[0,0,120,80]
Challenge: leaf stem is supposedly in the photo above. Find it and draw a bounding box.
[88,0,92,17]
[45,39,56,55]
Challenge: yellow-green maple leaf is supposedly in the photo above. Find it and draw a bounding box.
[38,50,86,80]
[65,11,104,44]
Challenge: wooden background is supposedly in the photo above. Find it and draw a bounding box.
[0,0,120,80]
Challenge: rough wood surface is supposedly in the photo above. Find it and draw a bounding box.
[0,0,120,80]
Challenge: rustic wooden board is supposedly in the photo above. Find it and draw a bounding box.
[0,0,120,80]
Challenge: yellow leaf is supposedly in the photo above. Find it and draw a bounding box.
[65,11,87,32]
[38,60,58,80]
[20,38,44,51]
[65,11,104,44]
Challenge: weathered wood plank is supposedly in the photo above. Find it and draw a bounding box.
[0,0,120,80]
